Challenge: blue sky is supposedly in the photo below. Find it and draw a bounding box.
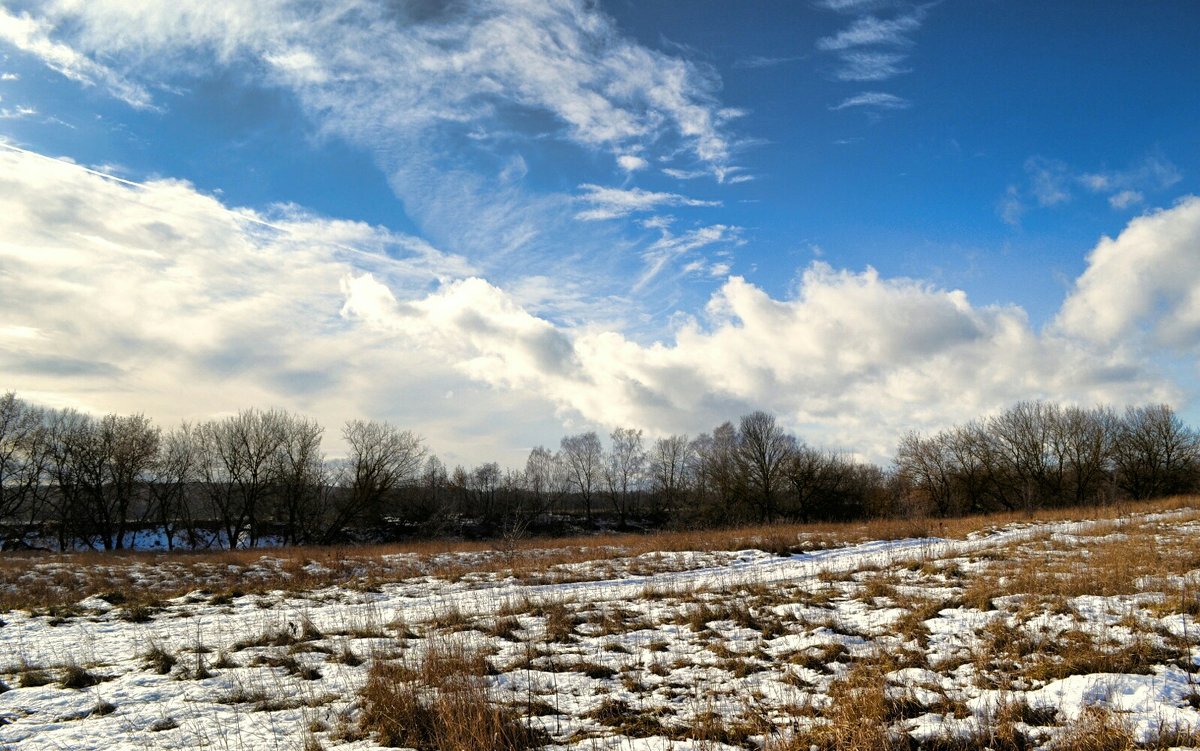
[1,0,1198,467]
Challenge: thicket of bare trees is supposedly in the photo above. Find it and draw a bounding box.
[894,402,1200,516]
[2,390,1198,551]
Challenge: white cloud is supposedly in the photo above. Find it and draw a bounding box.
[0,104,36,119]
[574,184,720,221]
[617,154,648,172]
[1,144,1188,466]
[1079,155,1182,200]
[347,262,1172,463]
[830,91,911,110]
[662,167,709,180]
[817,0,895,12]
[1108,190,1143,210]
[834,51,910,81]
[0,144,562,466]
[817,14,923,51]
[998,185,1024,227]
[1056,196,1200,350]
[1003,154,1184,223]
[0,6,153,108]
[1025,156,1072,207]
[732,54,804,70]
[635,224,742,291]
[816,6,925,96]
[3,0,746,311]
[13,0,735,169]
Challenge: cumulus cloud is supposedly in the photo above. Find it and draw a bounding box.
[0,144,555,465]
[575,184,720,221]
[1056,196,1200,350]
[617,154,648,173]
[2,144,1190,466]
[345,261,1173,462]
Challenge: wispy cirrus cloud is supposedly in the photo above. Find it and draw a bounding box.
[5,1,736,170]
[816,13,923,51]
[830,91,911,110]
[816,0,896,12]
[816,2,928,108]
[574,184,720,221]
[635,224,742,292]
[833,51,910,81]
[1001,154,1184,226]
[0,6,153,109]
[0,0,746,316]
[732,54,805,70]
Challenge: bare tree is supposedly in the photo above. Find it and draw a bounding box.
[43,409,95,549]
[457,462,501,520]
[523,446,568,520]
[410,455,450,524]
[691,422,742,522]
[100,413,160,549]
[1053,405,1116,506]
[944,421,996,513]
[272,413,325,545]
[196,409,287,548]
[987,401,1057,510]
[329,419,426,541]
[0,393,48,534]
[784,444,843,521]
[560,431,603,520]
[604,427,645,527]
[647,434,692,517]
[146,423,199,551]
[736,411,794,522]
[895,430,956,517]
[1113,404,1200,499]
[40,410,157,550]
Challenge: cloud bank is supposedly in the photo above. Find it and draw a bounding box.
[2,145,1192,465]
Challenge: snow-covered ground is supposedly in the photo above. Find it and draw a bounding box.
[2,509,1199,750]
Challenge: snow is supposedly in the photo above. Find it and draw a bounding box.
[2,508,1199,749]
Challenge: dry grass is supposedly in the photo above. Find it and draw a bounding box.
[4,497,1200,751]
[1049,705,1136,751]
[357,636,547,751]
[4,495,1195,613]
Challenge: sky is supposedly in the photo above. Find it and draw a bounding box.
[1,0,1198,468]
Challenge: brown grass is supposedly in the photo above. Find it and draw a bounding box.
[357,636,547,751]
[4,495,1195,613]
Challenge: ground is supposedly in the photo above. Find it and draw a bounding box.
[1,504,1199,750]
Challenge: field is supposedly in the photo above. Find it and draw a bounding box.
[2,500,1199,750]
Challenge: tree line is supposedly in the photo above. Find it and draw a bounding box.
[1,392,1197,550]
